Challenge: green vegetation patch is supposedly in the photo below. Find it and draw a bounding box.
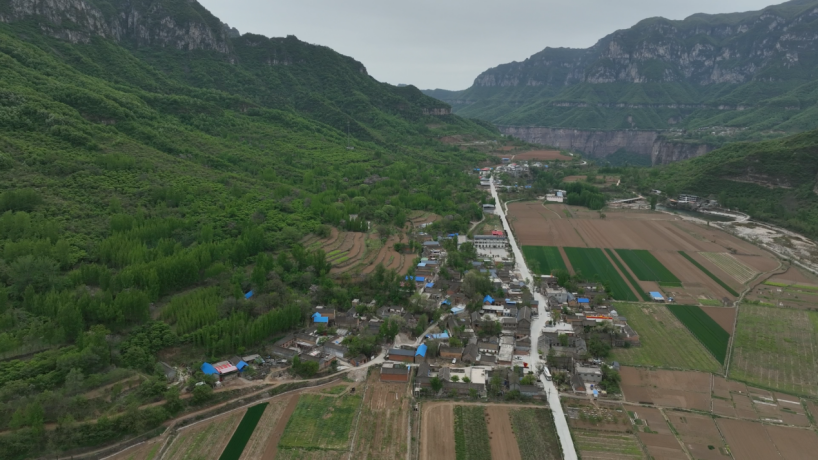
[522,246,567,275]
[321,385,348,395]
[453,406,491,460]
[564,247,638,301]
[730,304,818,397]
[509,408,562,460]
[764,281,818,292]
[279,394,361,451]
[679,251,739,297]
[605,249,649,301]
[666,305,730,364]
[219,403,268,460]
[574,430,643,459]
[615,249,681,285]
[611,303,721,373]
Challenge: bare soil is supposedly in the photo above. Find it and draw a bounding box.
[717,419,781,460]
[237,399,290,460]
[485,406,523,460]
[262,394,300,460]
[699,307,737,333]
[664,412,727,460]
[636,433,687,460]
[620,367,711,411]
[420,403,455,460]
[352,372,410,460]
[164,410,243,460]
[766,425,818,460]
[732,394,759,420]
[631,407,672,435]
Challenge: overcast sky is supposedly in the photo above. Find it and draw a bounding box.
[199,0,780,90]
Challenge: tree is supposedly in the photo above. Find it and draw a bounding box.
[164,386,184,414]
[521,374,536,385]
[64,368,85,394]
[462,271,493,299]
[469,388,478,399]
[650,194,658,210]
[451,376,459,382]
[558,333,569,347]
[191,384,213,404]
[601,365,621,393]
[463,377,470,383]
[588,336,611,359]
[430,377,443,394]
[489,372,503,397]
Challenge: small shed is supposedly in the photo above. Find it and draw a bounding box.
[312,312,330,324]
[649,291,665,302]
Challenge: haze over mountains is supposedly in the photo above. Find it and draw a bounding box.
[424,0,818,165]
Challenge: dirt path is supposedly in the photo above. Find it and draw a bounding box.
[602,249,643,300]
[261,394,299,459]
[559,247,575,275]
[485,406,522,460]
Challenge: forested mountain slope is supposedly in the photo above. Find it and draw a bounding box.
[0,1,496,457]
[426,0,818,159]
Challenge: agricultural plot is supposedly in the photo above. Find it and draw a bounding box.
[605,249,649,301]
[612,304,721,373]
[620,367,712,411]
[730,304,818,397]
[237,399,290,460]
[453,406,491,460]
[564,247,638,301]
[278,394,362,451]
[666,305,730,364]
[220,403,268,460]
[165,411,242,460]
[679,251,739,297]
[485,407,522,460]
[509,408,562,460]
[351,373,410,460]
[700,252,758,284]
[573,430,645,460]
[615,249,681,286]
[522,245,567,275]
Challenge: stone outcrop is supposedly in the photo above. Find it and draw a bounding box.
[499,126,715,165]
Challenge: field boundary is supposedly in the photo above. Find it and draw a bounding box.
[605,249,649,302]
[564,247,638,301]
[678,251,739,297]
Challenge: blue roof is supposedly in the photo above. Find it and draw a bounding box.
[426,282,434,288]
[441,299,452,306]
[415,276,425,282]
[578,298,590,303]
[484,295,495,304]
[416,344,428,357]
[450,306,464,314]
[236,361,249,371]
[417,263,427,267]
[312,312,329,323]
[427,332,449,340]
[244,290,254,299]
[649,291,665,299]
[201,363,218,375]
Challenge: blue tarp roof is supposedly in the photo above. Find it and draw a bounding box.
[416,344,428,357]
[244,290,254,299]
[427,332,449,340]
[578,298,590,303]
[441,299,452,306]
[417,263,426,267]
[312,312,329,323]
[484,295,495,304]
[649,291,665,299]
[236,361,249,371]
[201,363,218,375]
[426,282,434,288]
[450,306,465,314]
[415,276,425,282]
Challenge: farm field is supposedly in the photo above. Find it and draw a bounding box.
[351,372,410,460]
[484,406,522,460]
[420,403,456,460]
[730,304,818,397]
[615,249,681,285]
[220,403,268,460]
[564,247,638,301]
[453,406,491,460]
[716,419,786,460]
[107,439,163,460]
[635,432,687,460]
[564,400,632,432]
[606,249,649,301]
[747,266,818,309]
[573,430,645,460]
[610,303,722,373]
[522,245,567,275]
[305,229,412,276]
[620,367,712,411]
[164,411,243,460]
[699,306,737,333]
[664,411,729,460]
[237,399,290,460]
[679,251,740,297]
[666,305,730,364]
[509,407,562,460]
[278,393,362,451]
[700,252,758,284]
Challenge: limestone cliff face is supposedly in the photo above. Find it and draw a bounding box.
[2,0,232,52]
[499,126,715,165]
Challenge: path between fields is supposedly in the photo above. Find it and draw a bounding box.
[491,177,579,460]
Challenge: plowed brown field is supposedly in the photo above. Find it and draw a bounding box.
[620,367,711,411]
[420,404,455,460]
[716,419,780,460]
[699,307,737,333]
[485,406,522,460]
[352,372,410,460]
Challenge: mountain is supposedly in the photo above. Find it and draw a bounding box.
[425,0,818,164]
[0,1,498,457]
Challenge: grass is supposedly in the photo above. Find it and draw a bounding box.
[321,385,348,395]
[219,403,268,460]
[509,408,562,460]
[700,252,757,284]
[699,298,723,306]
[679,251,740,296]
[165,412,241,460]
[574,430,643,459]
[764,281,818,291]
[605,249,649,301]
[522,245,567,275]
[611,303,722,373]
[615,249,681,285]
[564,247,638,301]
[666,305,730,364]
[730,304,818,397]
[453,406,491,460]
[279,394,362,451]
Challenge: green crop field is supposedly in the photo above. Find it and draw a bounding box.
[731,304,818,397]
[219,403,268,460]
[574,430,644,459]
[679,252,739,296]
[605,249,649,301]
[509,408,562,460]
[667,305,730,364]
[522,246,567,275]
[616,249,681,285]
[279,394,362,451]
[564,247,638,301]
[453,406,491,460]
[611,303,722,373]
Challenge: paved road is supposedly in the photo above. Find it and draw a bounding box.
[490,177,579,460]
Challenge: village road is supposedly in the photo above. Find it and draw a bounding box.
[490,176,579,460]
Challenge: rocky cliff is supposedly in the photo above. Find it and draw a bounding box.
[499,126,715,165]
